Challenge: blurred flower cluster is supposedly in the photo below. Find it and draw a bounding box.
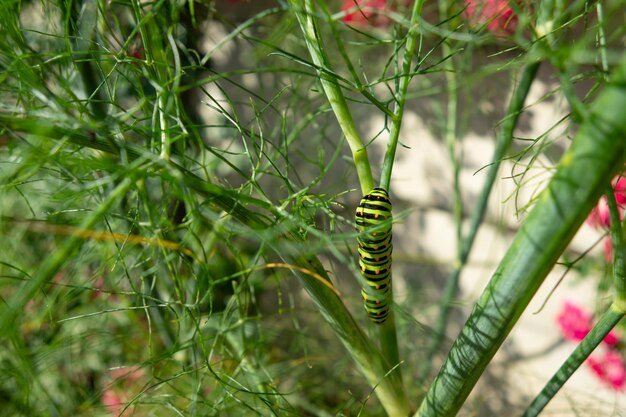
[340,0,403,28]
[101,366,145,416]
[463,0,517,36]
[556,302,625,390]
[340,0,518,36]
[586,176,626,261]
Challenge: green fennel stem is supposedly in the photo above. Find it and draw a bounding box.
[380,0,425,191]
[416,56,626,417]
[289,0,373,193]
[607,184,626,299]
[419,61,541,382]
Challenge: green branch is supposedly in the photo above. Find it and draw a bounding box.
[608,183,626,300]
[373,0,425,381]
[289,0,373,193]
[419,61,541,381]
[379,0,425,191]
[415,56,626,417]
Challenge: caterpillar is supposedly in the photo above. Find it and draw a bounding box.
[355,188,392,324]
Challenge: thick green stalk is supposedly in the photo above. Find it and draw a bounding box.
[288,3,411,410]
[419,61,541,382]
[415,57,626,417]
[0,177,134,333]
[379,309,401,383]
[286,254,410,417]
[288,0,373,193]
[520,304,625,417]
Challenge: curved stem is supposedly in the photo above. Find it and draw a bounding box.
[286,253,410,417]
[289,0,373,193]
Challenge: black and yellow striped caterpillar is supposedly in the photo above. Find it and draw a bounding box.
[355,188,392,324]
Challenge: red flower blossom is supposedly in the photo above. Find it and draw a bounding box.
[101,366,144,416]
[556,301,620,346]
[587,198,612,229]
[587,176,626,262]
[615,176,626,205]
[557,301,593,342]
[102,389,128,416]
[587,350,626,390]
[603,328,621,347]
[341,0,392,28]
[587,176,626,229]
[464,0,518,36]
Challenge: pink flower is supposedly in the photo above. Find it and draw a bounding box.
[603,351,626,389]
[557,301,592,342]
[587,355,604,377]
[101,366,144,416]
[587,351,626,390]
[101,389,128,416]
[587,198,612,228]
[614,176,626,205]
[586,175,626,263]
[603,329,621,347]
[464,0,518,36]
[587,176,626,229]
[341,0,392,28]
[556,301,621,346]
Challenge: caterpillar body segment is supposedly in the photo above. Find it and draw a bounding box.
[355,188,393,324]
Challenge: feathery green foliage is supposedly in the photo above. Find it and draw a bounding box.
[1,1,626,416]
